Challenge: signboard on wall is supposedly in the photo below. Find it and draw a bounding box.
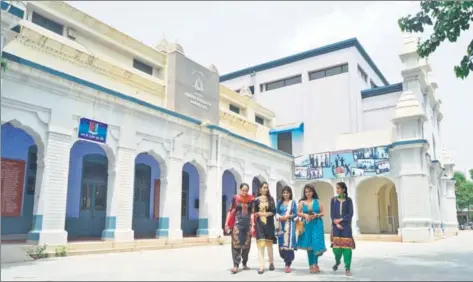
[294,145,390,180]
[167,52,220,124]
[78,118,108,143]
[153,179,160,220]
[1,158,26,217]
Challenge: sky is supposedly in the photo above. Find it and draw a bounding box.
[67,1,472,174]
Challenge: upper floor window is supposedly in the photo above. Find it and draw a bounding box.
[255,115,264,125]
[262,75,302,92]
[277,132,292,155]
[32,12,63,36]
[309,63,348,81]
[133,59,153,75]
[229,104,240,114]
[357,65,368,83]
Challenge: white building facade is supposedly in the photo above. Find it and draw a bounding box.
[221,36,458,242]
[0,1,293,246]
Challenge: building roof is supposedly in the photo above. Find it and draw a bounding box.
[220,38,389,86]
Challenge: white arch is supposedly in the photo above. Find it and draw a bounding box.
[356,176,399,234]
[2,119,46,156]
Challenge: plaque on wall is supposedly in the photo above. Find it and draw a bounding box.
[1,158,26,217]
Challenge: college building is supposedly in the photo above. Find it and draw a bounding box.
[1,0,458,246]
[0,1,293,246]
[220,31,458,242]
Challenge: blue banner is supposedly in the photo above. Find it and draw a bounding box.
[78,118,108,143]
[294,146,390,180]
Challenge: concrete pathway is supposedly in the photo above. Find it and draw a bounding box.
[2,231,473,281]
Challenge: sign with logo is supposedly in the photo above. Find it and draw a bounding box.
[167,52,220,124]
[78,118,108,143]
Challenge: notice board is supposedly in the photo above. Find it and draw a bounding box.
[1,158,26,217]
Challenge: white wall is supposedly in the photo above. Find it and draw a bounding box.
[362,91,401,132]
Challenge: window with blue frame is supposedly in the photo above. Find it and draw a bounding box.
[277,132,292,155]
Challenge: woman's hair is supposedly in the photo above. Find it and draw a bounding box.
[337,182,348,198]
[277,186,293,207]
[258,181,274,203]
[301,184,319,201]
[239,183,249,190]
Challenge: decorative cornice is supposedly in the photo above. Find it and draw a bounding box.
[219,110,259,132]
[13,24,165,98]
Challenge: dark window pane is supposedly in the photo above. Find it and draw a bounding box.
[341,64,349,73]
[249,85,255,94]
[255,115,264,125]
[32,12,64,35]
[133,59,153,75]
[94,184,107,211]
[229,104,240,114]
[265,79,285,91]
[81,184,92,210]
[325,66,343,77]
[284,75,302,86]
[277,132,292,155]
[309,70,326,81]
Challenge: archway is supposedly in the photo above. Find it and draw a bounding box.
[276,181,287,200]
[306,181,334,234]
[356,177,399,234]
[132,152,162,239]
[221,169,240,231]
[181,162,205,237]
[252,176,266,197]
[1,123,40,241]
[65,140,109,240]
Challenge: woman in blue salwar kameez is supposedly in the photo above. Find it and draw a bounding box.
[296,184,326,273]
[330,182,356,276]
[275,186,297,273]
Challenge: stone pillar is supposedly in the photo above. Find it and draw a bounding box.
[28,130,72,245]
[102,147,135,242]
[202,160,222,238]
[196,176,209,237]
[348,178,361,235]
[157,155,183,241]
[440,153,458,236]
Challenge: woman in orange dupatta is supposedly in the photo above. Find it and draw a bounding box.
[224,183,255,274]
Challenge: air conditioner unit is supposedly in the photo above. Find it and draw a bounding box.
[67,27,76,40]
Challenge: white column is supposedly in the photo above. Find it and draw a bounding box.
[348,178,360,235]
[442,177,458,235]
[157,156,183,241]
[28,131,71,245]
[201,160,222,238]
[102,147,135,242]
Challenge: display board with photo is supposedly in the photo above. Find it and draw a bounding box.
[293,145,391,180]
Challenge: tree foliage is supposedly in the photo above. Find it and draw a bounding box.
[399,1,473,79]
[454,171,473,215]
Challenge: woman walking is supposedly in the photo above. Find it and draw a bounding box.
[253,181,276,274]
[275,186,297,273]
[224,183,255,274]
[296,184,326,273]
[331,182,355,276]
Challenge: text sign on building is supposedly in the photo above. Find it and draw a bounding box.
[78,118,108,143]
[1,158,26,217]
[168,52,220,124]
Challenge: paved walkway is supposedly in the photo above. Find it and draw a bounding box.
[2,231,473,281]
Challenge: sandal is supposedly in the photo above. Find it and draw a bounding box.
[285,266,291,273]
[309,266,316,273]
[231,267,238,274]
[269,263,275,271]
[346,270,352,276]
[314,265,320,273]
[333,263,340,271]
[258,269,264,274]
